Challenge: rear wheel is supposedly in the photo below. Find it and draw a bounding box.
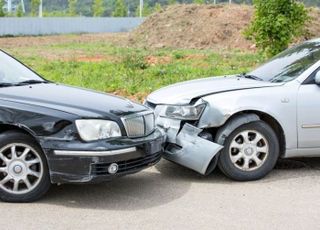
[0,131,50,202]
[218,121,279,181]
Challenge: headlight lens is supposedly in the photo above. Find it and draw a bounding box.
[75,120,121,141]
[159,104,206,120]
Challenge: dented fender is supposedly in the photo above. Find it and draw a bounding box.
[156,111,260,175]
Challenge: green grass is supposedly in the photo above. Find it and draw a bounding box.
[6,40,265,101]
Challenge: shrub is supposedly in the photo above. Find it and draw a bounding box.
[245,0,309,57]
[68,0,78,16]
[135,3,153,17]
[93,0,105,17]
[31,0,40,16]
[16,4,24,17]
[0,0,5,17]
[193,0,205,4]
[123,54,149,70]
[154,3,162,12]
[112,0,126,17]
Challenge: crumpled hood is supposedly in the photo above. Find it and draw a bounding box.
[0,83,147,118]
[147,75,282,105]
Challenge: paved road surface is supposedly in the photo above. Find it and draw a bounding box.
[1,158,320,230]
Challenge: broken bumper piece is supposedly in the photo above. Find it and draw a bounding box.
[159,119,223,175]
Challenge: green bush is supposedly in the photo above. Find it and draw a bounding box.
[153,3,162,12]
[112,0,126,17]
[93,0,105,17]
[122,53,149,70]
[31,0,40,16]
[43,10,68,17]
[0,0,5,17]
[245,0,309,57]
[193,0,206,4]
[68,0,78,16]
[16,4,24,17]
[135,3,153,17]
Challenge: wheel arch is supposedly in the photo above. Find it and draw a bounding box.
[0,124,51,202]
[0,123,38,141]
[214,110,286,157]
[0,123,50,175]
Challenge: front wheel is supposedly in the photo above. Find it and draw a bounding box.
[218,121,279,181]
[0,131,51,202]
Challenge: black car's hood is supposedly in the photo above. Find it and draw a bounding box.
[0,83,147,118]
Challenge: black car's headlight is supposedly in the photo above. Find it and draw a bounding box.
[75,120,121,141]
[159,104,206,120]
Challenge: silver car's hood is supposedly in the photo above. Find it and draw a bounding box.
[147,75,281,105]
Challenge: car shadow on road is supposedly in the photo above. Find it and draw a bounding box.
[41,160,193,210]
[260,157,320,183]
[40,158,320,210]
[155,157,320,183]
[154,159,230,183]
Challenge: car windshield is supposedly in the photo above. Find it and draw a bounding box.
[249,40,320,83]
[0,51,45,86]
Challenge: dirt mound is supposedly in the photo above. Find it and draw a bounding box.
[129,4,320,50]
[129,4,254,50]
[306,8,320,39]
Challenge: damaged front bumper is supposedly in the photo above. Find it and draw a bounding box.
[157,118,223,175]
[39,129,165,184]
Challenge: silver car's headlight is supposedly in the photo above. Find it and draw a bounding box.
[159,104,206,120]
[75,120,121,141]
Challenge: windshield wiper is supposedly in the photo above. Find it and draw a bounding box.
[15,80,48,86]
[0,83,16,88]
[238,73,264,81]
[0,80,48,88]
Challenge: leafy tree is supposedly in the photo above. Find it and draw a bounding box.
[16,4,24,17]
[143,3,153,15]
[193,0,205,3]
[245,0,309,57]
[0,0,5,17]
[78,0,93,16]
[154,3,162,12]
[93,0,105,17]
[31,0,40,16]
[68,0,78,16]
[168,0,177,4]
[135,2,153,17]
[43,10,68,17]
[113,0,126,17]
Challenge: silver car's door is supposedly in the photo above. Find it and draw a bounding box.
[297,69,320,148]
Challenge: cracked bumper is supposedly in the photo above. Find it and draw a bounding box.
[157,118,223,175]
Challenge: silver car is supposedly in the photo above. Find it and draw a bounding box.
[145,39,320,181]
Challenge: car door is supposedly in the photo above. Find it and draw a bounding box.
[297,68,320,148]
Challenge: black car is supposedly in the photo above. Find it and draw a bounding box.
[0,50,164,202]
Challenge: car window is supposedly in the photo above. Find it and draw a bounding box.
[0,51,44,84]
[249,40,320,83]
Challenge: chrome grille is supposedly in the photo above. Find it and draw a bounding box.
[144,113,155,135]
[122,111,155,137]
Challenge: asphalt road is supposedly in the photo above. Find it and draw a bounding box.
[1,158,320,230]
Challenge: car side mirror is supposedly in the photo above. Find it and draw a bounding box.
[315,71,320,86]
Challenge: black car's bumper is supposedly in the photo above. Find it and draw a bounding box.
[41,129,164,184]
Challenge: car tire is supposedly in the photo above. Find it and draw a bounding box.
[218,120,279,181]
[0,131,51,202]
